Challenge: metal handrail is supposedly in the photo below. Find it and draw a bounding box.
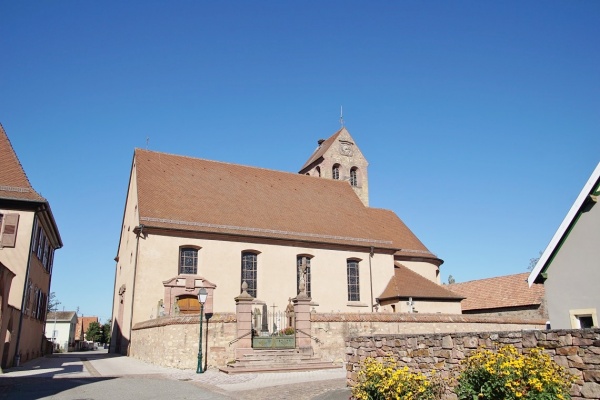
[228,330,252,346]
[295,328,322,344]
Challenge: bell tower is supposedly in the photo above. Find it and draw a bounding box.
[299,127,369,207]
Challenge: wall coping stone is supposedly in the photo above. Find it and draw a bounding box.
[312,312,547,325]
[133,313,236,330]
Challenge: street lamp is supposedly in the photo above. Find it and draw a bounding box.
[196,287,208,373]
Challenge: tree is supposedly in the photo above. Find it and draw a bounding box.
[528,251,543,271]
[102,320,112,344]
[86,322,103,343]
[47,292,60,313]
[447,275,456,284]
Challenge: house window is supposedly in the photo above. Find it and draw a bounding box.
[0,213,19,248]
[569,308,598,329]
[350,167,358,187]
[332,165,340,180]
[36,229,45,259]
[24,279,33,313]
[315,166,321,177]
[296,255,312,297]
[179,247,198,274]
[241,252,258,298]
[347,259,360,301]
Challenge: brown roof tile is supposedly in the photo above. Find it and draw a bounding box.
[378,263,464,300]
[134,149,437,257]
[46,311,77,322]
[75,316,99,340]
[447,272,545,311]
[0,124,45,202]
[299,128,344,172]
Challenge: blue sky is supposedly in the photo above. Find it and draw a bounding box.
[2,1,599,322]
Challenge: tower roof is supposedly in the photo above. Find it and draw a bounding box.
[0,123,46,203]
[299,127,345,172]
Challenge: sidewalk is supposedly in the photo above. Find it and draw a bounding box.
[1,350,352,399]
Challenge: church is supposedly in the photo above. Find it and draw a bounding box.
[110,127,462,353]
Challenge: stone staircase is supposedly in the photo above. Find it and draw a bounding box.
[219,348,342,374]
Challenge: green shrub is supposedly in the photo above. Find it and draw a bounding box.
[352,357,442,400]
[455,345,576,400]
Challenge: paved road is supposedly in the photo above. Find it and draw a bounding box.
[0,350,352,400]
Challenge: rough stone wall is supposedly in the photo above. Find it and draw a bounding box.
[311,313,546,364]
[128,312,547,373]
[463,301,548,321]
[130,313,237,369]
[345,328,600,400]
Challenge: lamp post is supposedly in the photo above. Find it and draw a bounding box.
[196,287,208,374]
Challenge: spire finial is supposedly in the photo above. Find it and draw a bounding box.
[340,106,344,127]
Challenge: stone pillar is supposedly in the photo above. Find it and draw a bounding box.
[234,282,254,359]
[293,294,312,351]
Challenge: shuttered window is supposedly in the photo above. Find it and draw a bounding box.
[0,213,19,247]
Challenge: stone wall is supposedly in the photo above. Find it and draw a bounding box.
[130,313,237,369]
[345,328,600,400]
[311,313,546,364]
[128,312,547,372]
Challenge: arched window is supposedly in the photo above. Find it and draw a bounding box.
[179,247,198,274]
[332,164,340,180]
[241,252,258,298]
[347,259,360,301]
[315,166,321,177]
[350,167,358,187]
[296,255,312,297]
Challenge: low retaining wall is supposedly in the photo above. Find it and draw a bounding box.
[312,313,546,364]
[345,328,600,400]
[130,313,237,369]
[129,312,547,372]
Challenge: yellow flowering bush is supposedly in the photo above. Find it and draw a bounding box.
[352,357,442,400]
[455,345,576,400]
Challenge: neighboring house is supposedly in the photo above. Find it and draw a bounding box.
[44,311,77,352]
[0,124,62,369]
[110,127,456,354]
[448,272,546,320]
[75,316,99,349]
[528,162,600,329]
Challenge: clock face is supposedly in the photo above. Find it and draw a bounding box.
[339,142,353,156]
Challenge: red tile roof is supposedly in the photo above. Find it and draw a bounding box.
[134,148,437,259]
[75,316,99,341]
[299,128,344,172]
[378,263,464,300]
[448,272,545,311]
[0,124,45,202]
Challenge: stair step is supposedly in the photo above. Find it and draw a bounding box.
[219,362,342,374]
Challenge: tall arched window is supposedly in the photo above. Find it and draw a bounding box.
[296,255,312,297]
[332,164,340,180]
[241,252,258,298]
[315,166,321,177]
[350,167,358,187]
[179,247,198,274]
[347,259,360,301]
